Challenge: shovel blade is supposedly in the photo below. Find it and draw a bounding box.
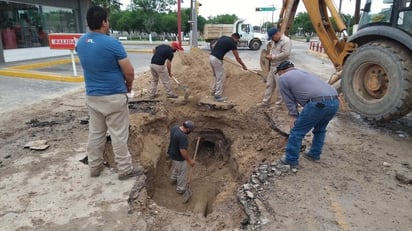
[182,187,192,203]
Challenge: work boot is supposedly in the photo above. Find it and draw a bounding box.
[90,164,105,177]
[278,155,299,172]
[256,102,269,108]
[302,151,320,163]
[118,165,146,180]
[214,95,227,102]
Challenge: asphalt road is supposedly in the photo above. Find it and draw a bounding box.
[0,42,266,114]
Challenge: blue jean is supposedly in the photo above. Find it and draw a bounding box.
[285,99,339,165]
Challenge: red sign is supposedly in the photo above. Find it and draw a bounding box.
[48,33,83,50]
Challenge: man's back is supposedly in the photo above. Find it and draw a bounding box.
[77,32,127,96]
[151,44,174,65]
[211,36,237,60]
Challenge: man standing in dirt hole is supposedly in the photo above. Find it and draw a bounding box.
[209,33,247,102]
[275,61,339,171]
[256,27,291,108]
[76,6,144,180]
[149,42,183,99]
[167,121,195,195]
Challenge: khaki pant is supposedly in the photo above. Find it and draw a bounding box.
[86,94,132,175]
[262,67,281,104]
[209,55,225,96]
[149,64,174,97]
[170,160,188,193]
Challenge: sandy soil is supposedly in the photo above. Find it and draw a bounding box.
[0,48,411,230]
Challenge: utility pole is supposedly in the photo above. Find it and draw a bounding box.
[190,0,199,48]
[177,0,182,46]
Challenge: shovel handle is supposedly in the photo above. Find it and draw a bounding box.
[188,137,200,182]
[172,76,180,84]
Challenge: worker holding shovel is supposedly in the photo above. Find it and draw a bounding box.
[167,120,195,196]
[209,33,247,102]
[149,42,183,99]
[256,28,291,108]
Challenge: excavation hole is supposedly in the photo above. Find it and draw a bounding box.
[146,129,237,217]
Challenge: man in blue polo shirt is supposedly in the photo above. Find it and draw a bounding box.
[209,33,247,102]
[76,6,144,180]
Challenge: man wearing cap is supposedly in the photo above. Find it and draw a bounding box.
[256,27,291,107]
[168,120,195,194]
[149,42,183,99]
[209,33,247,102]
[275,61,339,171]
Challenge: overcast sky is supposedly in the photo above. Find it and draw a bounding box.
[119,0,363,26]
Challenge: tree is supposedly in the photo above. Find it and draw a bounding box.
[132,0,176,34]
[291,12,314,36]
[207,14,238,24]
[92,0,122,14]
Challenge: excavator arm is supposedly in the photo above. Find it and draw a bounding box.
[277,0,357,83]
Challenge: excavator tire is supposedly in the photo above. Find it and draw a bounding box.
[341,40,412,121]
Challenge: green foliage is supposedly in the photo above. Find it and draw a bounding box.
[133,0,176,13]
[206,14,238,24]
[91,0,122,14]
[290,12,314,35]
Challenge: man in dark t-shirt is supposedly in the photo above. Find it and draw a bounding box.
[209,33,247,102]
[167,121,195,194]
[149,42,183,99]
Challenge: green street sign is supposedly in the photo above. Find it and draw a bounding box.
[256,7,276,11]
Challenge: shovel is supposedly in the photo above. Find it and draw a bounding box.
[223,58,266,82]
[171,75,189,100]
[183,136,200,203]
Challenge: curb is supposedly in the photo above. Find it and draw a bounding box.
[0,49,150,82]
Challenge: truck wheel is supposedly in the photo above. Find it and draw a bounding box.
[341,40,412,121]
[249,39,261,50]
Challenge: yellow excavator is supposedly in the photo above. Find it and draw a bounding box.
[267,0,412,121]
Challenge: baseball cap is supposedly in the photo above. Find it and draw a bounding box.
[276,60,294,72]
[183,120,194,132]
[267,27,278,40]
[171,42,184,51]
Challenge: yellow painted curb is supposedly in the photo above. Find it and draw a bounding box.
[126,49,153,53]
[0,69,84,82]
[8,58,78,70]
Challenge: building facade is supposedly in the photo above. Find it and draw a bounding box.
[0,0,90,51]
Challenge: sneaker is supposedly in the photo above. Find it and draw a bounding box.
[90,164,105,177]
[214,95,227,102]
[278,155,299,172]
[303,151,320,163]
[167,94,178,98]
[118,166,145,180]
[256,102,269,108]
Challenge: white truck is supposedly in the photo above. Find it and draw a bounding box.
[203,19,266,50]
